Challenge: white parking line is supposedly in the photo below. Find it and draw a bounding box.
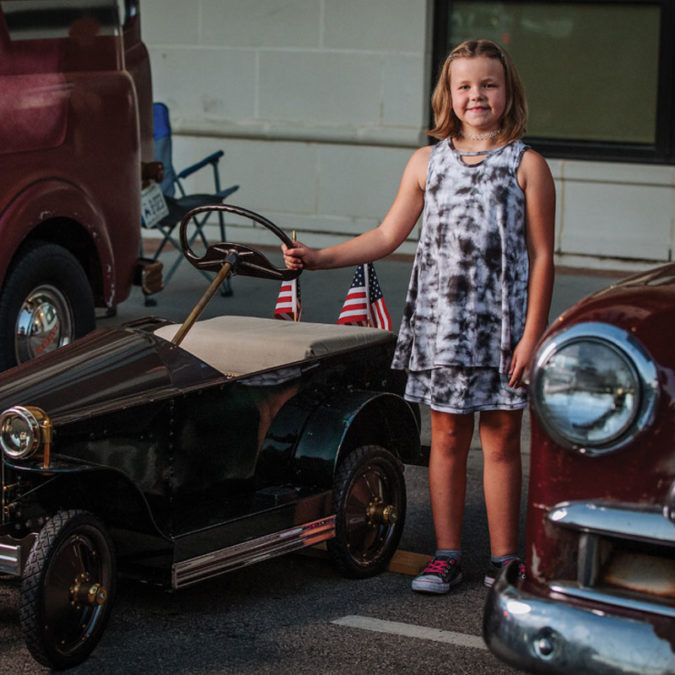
[331,615,487,651]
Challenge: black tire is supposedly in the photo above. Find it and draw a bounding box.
[19,510,116,670]
[328,445,406,578]
[0,241,95,370]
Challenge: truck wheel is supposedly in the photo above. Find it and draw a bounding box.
[19,510,116,670]
[0,241,95,370]
[328,445,406,578]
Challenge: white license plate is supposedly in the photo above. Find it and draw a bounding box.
[141,182,169,228]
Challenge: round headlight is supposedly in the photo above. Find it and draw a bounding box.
[531,322,659,455]
[0,406,44,459]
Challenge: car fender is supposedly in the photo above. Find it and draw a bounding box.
[0,179,114,300]
[291,390,421,488]
[7,462,168,540]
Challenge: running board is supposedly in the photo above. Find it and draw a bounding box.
[172,515,336,589]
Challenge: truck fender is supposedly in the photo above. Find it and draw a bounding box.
[0,179,114,295]
[291,390,421,488]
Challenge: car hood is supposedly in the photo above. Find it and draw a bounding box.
[0,323,221,422]
[551,263,675,364]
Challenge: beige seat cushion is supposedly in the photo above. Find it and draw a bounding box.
[154,316,393,376]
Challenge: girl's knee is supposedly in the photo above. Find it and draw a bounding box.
[479,410,523,462]
[432,411,473,439]
[480,410,522,436]
[430,411,474,458]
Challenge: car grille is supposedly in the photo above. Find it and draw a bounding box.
[546,500,675,618]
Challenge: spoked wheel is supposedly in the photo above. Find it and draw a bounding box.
[328,445,406,578]
[19,510,116,669]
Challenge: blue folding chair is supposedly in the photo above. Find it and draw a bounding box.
[145,102,239,299]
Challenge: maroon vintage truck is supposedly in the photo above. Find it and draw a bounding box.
[0,0,160,371]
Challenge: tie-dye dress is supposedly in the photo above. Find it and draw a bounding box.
[391,139,530,413]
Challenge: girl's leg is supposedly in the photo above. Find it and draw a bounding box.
[478,408,523,556]
[428,410,474,550]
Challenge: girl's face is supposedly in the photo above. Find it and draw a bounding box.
[449,55,506,134]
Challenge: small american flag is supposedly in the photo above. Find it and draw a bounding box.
[337,263,392,330]
[274,278,301,321]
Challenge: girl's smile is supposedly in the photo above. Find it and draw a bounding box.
[449,55,506,136]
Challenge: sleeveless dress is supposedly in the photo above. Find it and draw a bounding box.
[391,138,530,414]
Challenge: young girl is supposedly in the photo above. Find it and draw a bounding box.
[283,39,555,594]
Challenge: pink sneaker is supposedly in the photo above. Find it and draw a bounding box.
[412,556,463,594]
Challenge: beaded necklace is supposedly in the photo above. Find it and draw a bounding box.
[458,127,502,141]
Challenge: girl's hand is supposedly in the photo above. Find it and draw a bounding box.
[508,335,538,388]
[282,241,317,270]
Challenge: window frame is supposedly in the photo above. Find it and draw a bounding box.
[432,0,675,164]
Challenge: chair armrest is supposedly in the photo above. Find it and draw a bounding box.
[177,150,224,179]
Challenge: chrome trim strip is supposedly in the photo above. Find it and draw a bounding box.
[172,515,336,589]
[666,480,675,524]
[549,581,675,619]
[548,501,675,545]
[0,542,22,576]
[577,532,602,587]
[484,562,675,675]
[0,534,35,576]
[531,321,659,455]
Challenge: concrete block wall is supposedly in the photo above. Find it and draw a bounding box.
[549,160,675,270]
[141,0,675,271]
[141,0,431,255]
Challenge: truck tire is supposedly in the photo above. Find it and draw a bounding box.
[0,241,95,370]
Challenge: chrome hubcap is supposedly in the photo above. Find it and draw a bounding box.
[15,285,73,363]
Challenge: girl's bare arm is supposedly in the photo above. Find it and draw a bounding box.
[511,150,556,386]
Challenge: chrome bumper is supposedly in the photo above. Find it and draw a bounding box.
[484,561,675,675]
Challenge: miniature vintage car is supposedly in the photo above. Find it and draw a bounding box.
[0,206,420,669]
[484,264,675,673]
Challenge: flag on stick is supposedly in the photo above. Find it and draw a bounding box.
[274,229,301,321]
[337,263,392,330]
[274,277,301,321]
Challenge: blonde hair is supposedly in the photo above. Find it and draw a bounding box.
[428,39,527,142]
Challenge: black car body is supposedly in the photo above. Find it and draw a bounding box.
[0,206,420,668]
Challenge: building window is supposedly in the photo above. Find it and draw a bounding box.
[433,1,675,163]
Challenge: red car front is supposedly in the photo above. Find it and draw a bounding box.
[484,264,675,674]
